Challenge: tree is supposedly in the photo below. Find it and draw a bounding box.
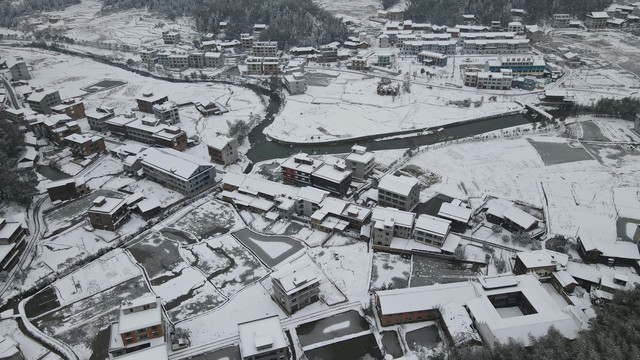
[126,59,135,67]
[381,0,400,10]
[491,224,502,234]
[453,246,467,260]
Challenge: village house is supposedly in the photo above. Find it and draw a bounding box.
[136,92,168,114]
[417,51,448,67]
[371,206,416,246]
[140,148,216,195]
[271,259,321,314]
[0,218,28,272]
[413,214,451,248]
[45,177,90,202]
[86,106,115,131]
[139,49,158,63]
[9,60,30,81]
[108,295,166,358]
[207,137,238,165]
[204,52,224,68]
[42,115,81,146]
[377,174,420,211]
[501,206,539,232]
[438,200,472,232]
[252,41,278,57]
[241,33,255,49]
[577,230,640,266]
[166,53,189,70]
[64,133,106,158]
[88,196,131,231]
[26,89,61,114]
[310,197,371,233]
[461,39,530,55]
[281,153,323,187]
[310,160,352,196]
[282,73,306,95]
[105,116,135,137]
[513,250,568,277]
[237,316,289,360]
[345,145,375,180]
[401,40,457,56]
[553,13,571,27]
[0,335,25,359]
[152,102,179,124]
[507,21,524,34]
[188,52,205,68]
[551,270,578,294]
[585,11,609,28]
[296,186,329,216]
[162,30,180,44]
[51,99,86,120]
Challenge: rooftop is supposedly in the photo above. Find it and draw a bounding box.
[64,133,103,144]
[378,174,419,197]
[208,136,233,150]
[517,250,568,269]
[415,214,451,237]
[118,295,162,334]
[503,207,538,229]
[140,148,212,181]
[271,257,320,295]
[312,163,351,183]
[377,281,477,315]
[438,202,472,223]
[88,197,126,215]
[372,206,415,228]
[26,89,58,102]
[237,316,287,358]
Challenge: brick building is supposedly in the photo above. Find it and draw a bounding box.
[0,218,28,272]
[45,177,90,202]
[87,196,131,231]
[51,99,86,120]
[207,137,238,165]
[108,295,166,357]
[64,134,106,157]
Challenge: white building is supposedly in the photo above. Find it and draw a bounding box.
[371,206,416,246]
[140,148,216,195]
[271,258,321,313]
[252,41,278,57]
[377,174,420,211]
[162,30,180,44]
[152,102,179,124]
[204,52,225,68]
[507,21,524,34]
[282,73,306,95]
[108,295,165,358]
[345,145,375,180]
[461,39,530,55]
[413,214,451,247]
[237,316,289,360]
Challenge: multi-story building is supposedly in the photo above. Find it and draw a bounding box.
[152,102,179,124]
[156,51,170,67]
[166,54,189,70]
[87,196,130,231]
[237,316,289,360]
[26,89,61,114]
[377,174,420,211]
[0,218,28,272]
[438,200,472,232]
[51,99,85,120]
[108,295,165,357]
[473,71,513,90]
[252,41,278,57]
[136,92,168,114]
[262,57,280,75]
[461,39,530,54]
[377,52,392,66]
[514,250,567,277]
[401,40,456,55]
[42,115,81,146]
[417,51,447,67]
[349,56,368,71]
[140,148,216,195]
[459,32,516,42]
[162,30,180,44]
[9,61,30,81]
[204,52,224,68]
[139,49,158,63]
[282,73,306,95]
[310,197,371,232]
[507,21,524,34]
[64,134,106,158]
[371,206,416,246]
[86,107,115,132]
[296,186,329,216]
[553,14,571,27]
[151,126,188,151]
[105,116,135,137]
[240,33,255,49]
[188,52,205,68]
[413,214,451,247]
[487,56,546,76]
[345,145,375,180]
[0,335,25,359]
[45,177,89,202]
[318,45,338,63]
[585,11,609,28]
[207,137,238,165]
[125,118,165,145]
[281,153,323,187]
[310,162,352,196]
[271,259,320,314]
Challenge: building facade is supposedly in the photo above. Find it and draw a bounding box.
[51,99,85,120]
[345,145,375,180]
[140,148,216,195]
[136,93,168,114]
[45,177,90,202]
[26,89,61,114]
[0,218,28,272]
[207,137,238,165]
[377,174,420,211]
[109,295,165,357]
[64,134,106,158]
[88,196,131,231]
[271,261,320,314]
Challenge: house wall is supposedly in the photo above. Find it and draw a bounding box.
[272,280,320,314]
[47,183,80,202]
[88,206,130,231]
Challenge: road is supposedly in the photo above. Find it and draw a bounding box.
[0,74,21,109]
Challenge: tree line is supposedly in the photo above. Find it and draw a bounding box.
[0,0,81,28]
[403,0,613,26]
[0,120,38,206]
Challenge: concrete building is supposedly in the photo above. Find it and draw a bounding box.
[507,21,524,34]
[152,102,179,124]
[45,177,90,202]
[271,259,320,314]
[9,61,30,81]
[139,49,158,63]
[26,89,61,114]
[461,39,530,55]
[204,52,224,68]
[162,30,180,44]
[310,197,371,233]
[41,115,82,146]
[166,54,189,70]
[188,52,205,68]
[88,196,130,231]
[464,70,513,90]
[401,40,457,55]
[281,153,323,187]
[282,73,306,95]
[207,137,238,165]
[438,200,472,232]
[377,174,420,211]
[502,206,539,232]
[52,99,85,120]
[413,214,451,247]
[136,92,168,114]
[417,51,447,67]
[0,335,25,359]
[585,11,609,28]
[345,145,375,180]
[371,206,416,246]
[0,218,28,273]
[487,56,545,76]
[86,107,115,131]
[252,41,278,57]
[241,33,255,49]
[140,148,216,195]
[296,186,329,217]
[108,295,165,357]
[513,250,568,277]
[64,133,106,158]
[237,316,289,360]
[377,52,392,66]
[553,14,571,27]
[310,161,352,196]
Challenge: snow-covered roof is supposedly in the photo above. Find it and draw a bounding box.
[312,163,351,183]
[45,177,85,190]
[105,116,135,127]
[207,136,234,151]
[440,303,482,346]
[418,50,446,59]
[377,281,476,315]
[118,295,162,334]
[440,234,462,253]
[88,197,126,215]
[222,190,275,212]
[237,316,287,358]
[136,93,168,103]
[116,344,167,360]
[271,257,320,295]
[345,150,374,164]
[296,186,329,204]
[26,89,57,102]
[372,206,415,228]
[20,147,38,162]
[140,148,212,181]
[137,199,161,213]
[414,214,451,237]
[223,173,297,199]
[553,270,577,288]
[312,197,370,223]
[281,153,323,174]
[438,202,472,223]
[378,174,419,197]
[479,274,519,289]
[503,207,538,230]
[588,11,609,19]
[0,335,20,358]
[517,250,568,269]
[467,274,579,346]
[64,133,103,144]
[578,230,640,260]
[566,262,601,284]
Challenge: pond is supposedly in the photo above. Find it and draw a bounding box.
[381,331,403,358]
[232,228,305,267]
[304,334,383,360]
[296,310,370,348]
[37,165,72,181]
[410,256,484,287]
[406,325,441,352]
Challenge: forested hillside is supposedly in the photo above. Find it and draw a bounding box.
[0,0,81,27]
[101,0,348,49]
[404,0,613,25]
